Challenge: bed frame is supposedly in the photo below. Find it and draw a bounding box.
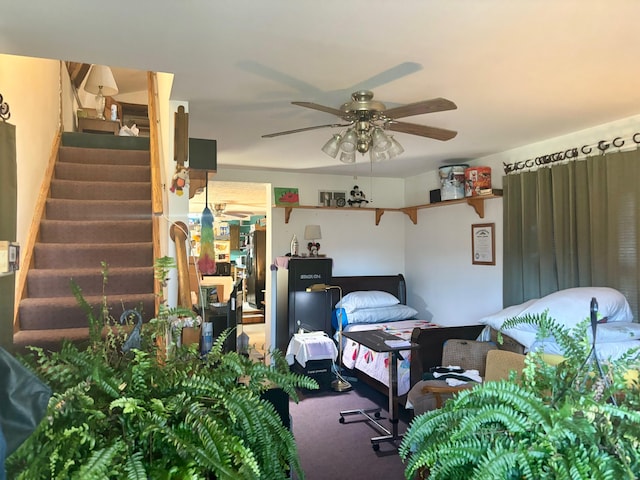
[329,274,486,403]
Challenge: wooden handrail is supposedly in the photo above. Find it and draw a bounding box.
[147,71,164,317]
[147,71,163,217]
[14,128,62,332]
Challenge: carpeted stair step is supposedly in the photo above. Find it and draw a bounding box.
[59,145,150,165]
[40,219,152,244]
[61,132,150,151]
[34,243,153,269]
[13,327,95,352]
[18,293,156,331]
[46,198,151,221]
[55,162,150,183]
[50,179,151,200]
[27,266,154,298]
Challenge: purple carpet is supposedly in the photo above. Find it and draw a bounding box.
[289,377,412,480]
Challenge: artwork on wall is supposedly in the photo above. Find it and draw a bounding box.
[318,190,346,207]
[274,187,299,206]
[471,223,495,265]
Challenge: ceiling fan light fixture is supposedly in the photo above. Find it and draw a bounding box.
[370,148,390,162]
[340,151,356,163]
[321,134,342,158]
[339,128,358,153]
[371,127,392,152]
[387,135,404,158]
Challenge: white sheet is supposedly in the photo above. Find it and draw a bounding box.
[340,319,438,396]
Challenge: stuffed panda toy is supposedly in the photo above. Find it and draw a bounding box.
[347,185,369,207]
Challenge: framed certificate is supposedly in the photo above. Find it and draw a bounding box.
[472,223,495,265]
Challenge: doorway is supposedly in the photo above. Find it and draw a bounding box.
[189,180,270,359]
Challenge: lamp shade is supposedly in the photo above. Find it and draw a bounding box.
[321,134,342,158]
[304,224,322,240]
[84,65,119,96]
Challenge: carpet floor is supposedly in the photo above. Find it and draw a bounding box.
[289,376,412,480]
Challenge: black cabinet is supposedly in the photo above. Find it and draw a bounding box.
[275,257,333,352]
[246,228,266,309]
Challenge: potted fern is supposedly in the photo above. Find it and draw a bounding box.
[400,312,640,480]
[7,261,317,479]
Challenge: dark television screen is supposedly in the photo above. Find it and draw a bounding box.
[188,138,217,171]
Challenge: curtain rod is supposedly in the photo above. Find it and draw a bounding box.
[503,132,640,174]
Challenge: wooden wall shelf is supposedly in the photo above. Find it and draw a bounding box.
[275,193,502,225]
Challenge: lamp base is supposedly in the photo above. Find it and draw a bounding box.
[332,377,352,392]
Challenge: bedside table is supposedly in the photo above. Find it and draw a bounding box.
[78,117,120,135]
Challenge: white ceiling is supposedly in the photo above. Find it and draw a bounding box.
[3,1,640,181]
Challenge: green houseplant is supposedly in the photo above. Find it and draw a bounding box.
[7,261,317,479]
[400,312,640,480]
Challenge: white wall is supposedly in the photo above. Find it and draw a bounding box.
[405,113,640,326]
[212,168,406,275]
[0,55,62,283]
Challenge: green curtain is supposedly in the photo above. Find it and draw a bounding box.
[0,121,17,352]
[503,149,640,320]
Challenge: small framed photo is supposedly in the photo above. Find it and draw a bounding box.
[318,190,347,207]
[274,187,299,206]
[471,223,495,265]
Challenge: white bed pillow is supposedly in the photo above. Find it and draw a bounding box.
[342,304,418,325]
[589,322,640,343]
[479,287,634,349]
[338,290,400,313]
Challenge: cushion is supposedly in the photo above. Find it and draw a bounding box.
[341,304,418,325]
[479,287,634,348]
[338,290,400,313]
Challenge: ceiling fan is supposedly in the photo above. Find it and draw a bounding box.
[213,203,249,220]
[262,90,457,162]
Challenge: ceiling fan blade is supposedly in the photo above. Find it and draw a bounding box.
[262,123,351,138]
[291,101,344,117]
[384,98,457,119]
[387,121,457,141]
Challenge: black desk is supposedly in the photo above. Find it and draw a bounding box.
[340,329,419,450]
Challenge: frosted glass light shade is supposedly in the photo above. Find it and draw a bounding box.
[321,134,342,158]
[339,129,358,153]
[387,135,404,158]
[340,151,356,163]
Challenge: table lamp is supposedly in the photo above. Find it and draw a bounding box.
[305,283,352,392]
[304,224,322,256]
[84,64,119,120]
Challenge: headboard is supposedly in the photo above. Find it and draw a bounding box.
[330,274,407,305]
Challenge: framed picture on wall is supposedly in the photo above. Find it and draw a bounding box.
[471,223,495,265]
[274,187,299,206]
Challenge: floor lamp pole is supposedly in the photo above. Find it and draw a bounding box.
[305,284,352,392]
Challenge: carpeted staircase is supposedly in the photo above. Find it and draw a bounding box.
[13,132,156,350]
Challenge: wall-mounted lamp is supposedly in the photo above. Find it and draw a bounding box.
[305,283,351,392]
[84,64,119,120]
[304,224,322,256]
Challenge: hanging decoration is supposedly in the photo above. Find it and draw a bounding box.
[197,181,216,275]
[170,165,189,196]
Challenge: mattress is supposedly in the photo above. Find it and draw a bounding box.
[340,319,438,396]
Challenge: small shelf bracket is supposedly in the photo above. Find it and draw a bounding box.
[400,207,418,225]
[375,208,385,225]
[466,197,485,218]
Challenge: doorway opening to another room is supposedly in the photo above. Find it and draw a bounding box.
[189,180,270,360]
